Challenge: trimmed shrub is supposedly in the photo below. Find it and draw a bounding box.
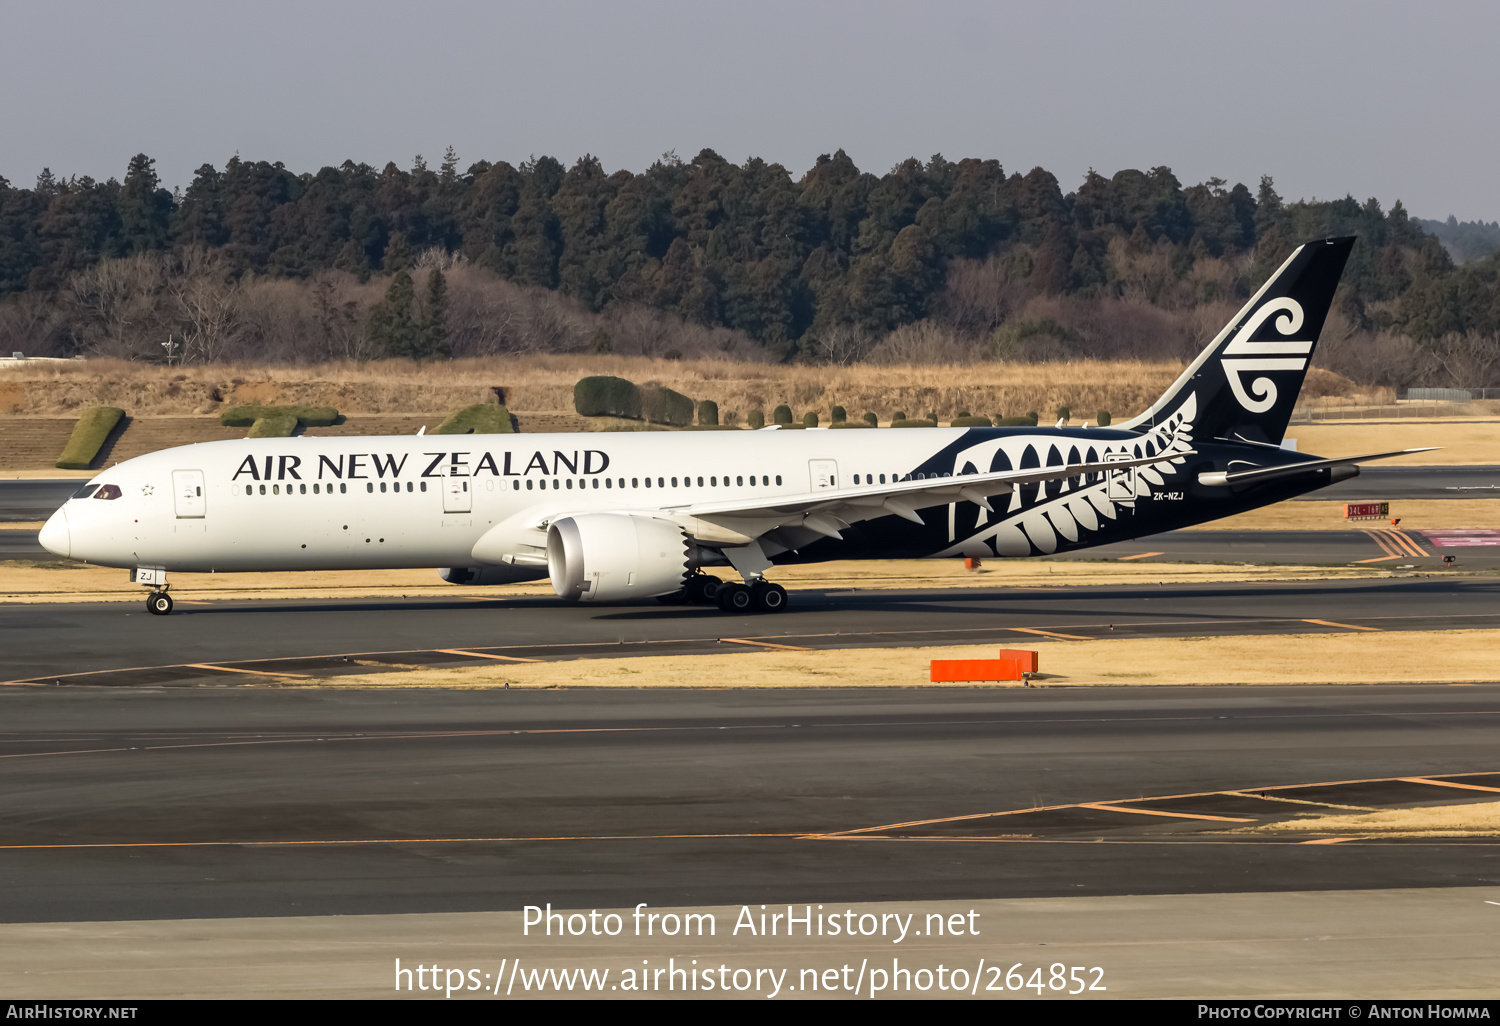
[957,409,971,418]
[996,416,1035,427]
[697,399,719,426]
[247,414,299,438]
[56,407,125,470]
[1027,410,1039,425]
[574,376,642,419]
[926,410,939,423]
[220,404,337,428]
[1055,405,1071,423]
[892,410,907,421]
[831,405,847,423]
[951,415,994,427]
[863,411,878,426]
[1097,410,1112,426]
[829,419,872,429]
[639,382,694,426]
[435,404,515,434]
[772,404,793,425]
[803,411,819,428]
[747,409,766,429]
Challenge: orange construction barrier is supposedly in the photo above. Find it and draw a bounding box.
[996,649,1039,673]
[929,648,1038,682]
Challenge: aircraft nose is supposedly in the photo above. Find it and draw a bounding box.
[38,508,70,558]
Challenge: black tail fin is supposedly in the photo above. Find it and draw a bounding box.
[1121,236,1354,446]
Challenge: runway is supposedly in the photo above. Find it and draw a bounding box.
[2,683,1499,923]
[3,576,1497,686]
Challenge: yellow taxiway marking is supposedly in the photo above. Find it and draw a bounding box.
[1302,619,1382,632]
[1077,803,1256,823]
[436,649,541,663]
[1300,837,1360,845]
[1399,776,1500,794]
[1008,627,1093,641]
[1117,552,1164,561]
[1352,555,1403,564]
[718,638,812,651]
[184,663,311,679]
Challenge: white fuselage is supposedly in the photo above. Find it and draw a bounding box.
[43,427,1091,574]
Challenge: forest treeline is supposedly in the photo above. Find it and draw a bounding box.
[1,149,1498,386]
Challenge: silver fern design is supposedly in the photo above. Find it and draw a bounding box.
[934,393,1198,558]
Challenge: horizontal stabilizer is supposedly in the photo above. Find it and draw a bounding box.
[1196,447,1441,489]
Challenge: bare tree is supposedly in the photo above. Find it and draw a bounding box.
[168,247,242,364]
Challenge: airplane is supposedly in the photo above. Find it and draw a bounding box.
[38,236,1432,616]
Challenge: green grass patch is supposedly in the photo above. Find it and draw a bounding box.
[246,414,299,438]
[435,404,516,434]
[56,407,125,469]
[220,404,338,428]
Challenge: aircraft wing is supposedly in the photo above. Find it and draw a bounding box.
[662,451,1182,541]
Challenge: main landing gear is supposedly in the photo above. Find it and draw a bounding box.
[715,579,788,614]
[132,567,173,616]
[658,572,789,613]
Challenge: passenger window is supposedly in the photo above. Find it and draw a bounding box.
[736,476,743,486]
[513,480,520,490]
[526,480,534,490]
[299,484,305,494]
[697,476,704,486]
[259,484,267,495]
[775,475,782,486]
[710,476,716,486]
[605,478,612,489]
[880,474,886,484]
[592,478,599,488]
[380,482,387,493]
[273,484,281,495]
[671,477,677,487]
[566,479,573,489]
[340,483,347,494]
[313,483,319,494]
[632,478,639,488]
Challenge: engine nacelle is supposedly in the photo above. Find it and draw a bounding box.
[441,565,548,586]
[546,514,689,602]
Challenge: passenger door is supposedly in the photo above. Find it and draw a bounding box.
[172,470,206,518]
[808,459,839,491]
[443,476,472,513]
[1105,452,1137,502]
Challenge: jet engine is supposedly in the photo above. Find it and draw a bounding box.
[546,514,690,602]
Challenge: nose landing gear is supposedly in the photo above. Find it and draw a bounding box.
[131,567,173,615]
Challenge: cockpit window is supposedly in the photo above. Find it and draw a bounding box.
[93,484,123,500]
[71,484,100,499]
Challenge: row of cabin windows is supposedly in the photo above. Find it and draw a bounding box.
[514,474,784,491]
[239,482,357,495]
[234,474,791,496]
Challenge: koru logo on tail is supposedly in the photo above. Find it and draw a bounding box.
[1221,297,1311,413]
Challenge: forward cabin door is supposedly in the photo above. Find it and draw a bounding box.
[443,476,472,513]
[172,470,206,518]
[808,459,839,491]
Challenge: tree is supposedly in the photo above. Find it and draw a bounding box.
[369,269,417,357]
[419,267,450,358]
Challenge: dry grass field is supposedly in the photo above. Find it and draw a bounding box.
[1249,801,1500,838]
[288,628,1500,690]
[0,355,1358,424]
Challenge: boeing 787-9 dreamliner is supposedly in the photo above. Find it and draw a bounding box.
[39,237,1429,615]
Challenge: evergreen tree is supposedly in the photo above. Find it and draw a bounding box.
[419,267,450,358]
[369,269,417,357]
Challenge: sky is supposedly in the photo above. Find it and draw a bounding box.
[2,0,1496,222]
